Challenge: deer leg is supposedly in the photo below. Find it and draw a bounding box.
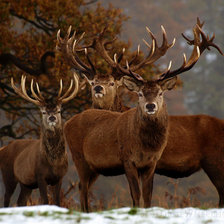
[2,169,17,207]
[202,160,224,207]
[3,181,17,207]
[75,158,96,212]
[17,184,32,206]
[79,179,89,212]
[52,180,62,206]
[88,172,99,190]
[124,161,140,207]
[141,164,156,208]
[37,177,49,204]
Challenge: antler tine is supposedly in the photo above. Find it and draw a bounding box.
[11,75,43,106]
[56,26,96,79]
[35,82,45,101]
[162,18,224,82]
[129,25,175,72]
[196,24,224,55]
[30,79,44,102]
[124,60,144,82]
[85,48,96,74]
[58,71,79,104]
[128,45,140,66]
[182,18,224,56]
[58,78,73,99]
[58,79,63,98]
[159,46,200,81]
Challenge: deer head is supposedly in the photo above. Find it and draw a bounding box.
[55,27,127,109]
[122,75,176,116]
[119,32,202,117]
[11,73,79,130]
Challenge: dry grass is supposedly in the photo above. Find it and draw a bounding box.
[9,176,217,211]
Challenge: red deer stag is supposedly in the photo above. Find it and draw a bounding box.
[104,18,224,207]
[56,25,175,112]
[0,73,79,207]
[111,18,224,207]
[64,38,201,211]
[66,18,224,207]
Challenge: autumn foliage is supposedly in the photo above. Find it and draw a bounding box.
[0,0,150,143]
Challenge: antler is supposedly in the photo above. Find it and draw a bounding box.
[159,46,200,81]
[130,25,176,71]
[89,25,175,79]
[182,17,224,56]
[57,71,79,104]
[159,17,223,81]
[56,26,96,80]
[11,72,79,106]
[11,75,45,106]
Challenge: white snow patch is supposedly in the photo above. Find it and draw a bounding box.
[0,205,224,224]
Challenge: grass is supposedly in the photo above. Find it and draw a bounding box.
[128,208,138,215]
[5,175,216,212]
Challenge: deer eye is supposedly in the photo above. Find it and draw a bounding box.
[138,92,143,97]
[57,110,61,114]
[90,82,95,86]
[42,111,47,115]
[110,82,115,86]
[159,92,163,97]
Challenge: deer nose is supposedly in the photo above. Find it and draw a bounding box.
[94,85,103,93]
[49,115,56,122]
[145,103,156,112]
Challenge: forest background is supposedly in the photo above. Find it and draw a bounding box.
[0,0,224,209]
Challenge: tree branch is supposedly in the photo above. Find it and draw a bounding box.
[0,51,55,76]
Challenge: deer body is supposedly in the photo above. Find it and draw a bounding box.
[158,114,224,176]
[156,114,224,207]
[68,106,168,173]
[13,129,67,188]
[0,74,78,207]
[65,77,177,212]
[57,19,224,208]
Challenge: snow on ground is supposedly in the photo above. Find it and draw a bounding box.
[0,205,224,224]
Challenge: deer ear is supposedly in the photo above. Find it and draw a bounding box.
[116,77,125,87]
[159,76,177,91]
[122,76,143,92]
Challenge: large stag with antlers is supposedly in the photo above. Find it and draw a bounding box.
[0,73,79,207]
[56,24,175,112]
[64,25,202,211]
[62,18,224,207]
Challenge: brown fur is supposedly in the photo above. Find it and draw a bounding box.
[0,125,68,207]
[84,74,129,112]
[1,73,79,207]
[64,77,176,212]
[156,114,224,207]
[85,73,224,207]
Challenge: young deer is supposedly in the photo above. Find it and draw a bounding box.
[64,37,201,211]
[0,73,78,207]
[56,25,175,112]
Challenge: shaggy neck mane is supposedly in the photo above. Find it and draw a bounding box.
[92,94,123,112]
[135,103,168,151]
[41,126,65,162]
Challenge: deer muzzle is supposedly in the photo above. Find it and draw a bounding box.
[94,85,105,98]
[145,103,157,115]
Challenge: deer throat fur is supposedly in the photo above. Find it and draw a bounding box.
[92,94,123,112]
[41,127,67,164]
[136,105,169,152]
